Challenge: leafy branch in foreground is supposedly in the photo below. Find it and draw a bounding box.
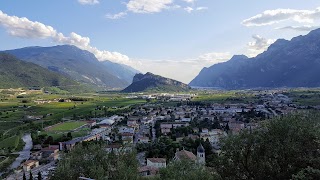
[213,112,320,180]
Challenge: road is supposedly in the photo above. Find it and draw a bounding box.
[6,161,55,180]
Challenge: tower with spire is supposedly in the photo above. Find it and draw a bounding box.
[197,143,205,165]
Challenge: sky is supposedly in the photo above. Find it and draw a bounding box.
[1,0,320,83]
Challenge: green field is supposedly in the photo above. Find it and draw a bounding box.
[48,121,86,131]
[192,91,254,103]
[0,89,147,162]
[0,135,20,149]
[287,89,320,106]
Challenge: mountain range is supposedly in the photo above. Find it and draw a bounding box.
[0,53,76,88]
[3,45,139,89]
[190,28,320,89]
[122,72,191,93]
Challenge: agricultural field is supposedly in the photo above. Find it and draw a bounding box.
[0,135,20,150]
[0,89,147,157]
[286,89,320,106]
[46,121,86,132]
[192,91,255,103]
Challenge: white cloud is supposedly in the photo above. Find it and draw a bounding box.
[78,0,99,5]
[184,6,207,13]
[105,12,128,20]
[132,52,231,83]
[0,10,129,64]
[183,0,196,4]
[184,7,194,13]
[0,10,57,38]
[275,25,319,31]
[242,7,320,26]
[247,35,275,57]
[127,0,174,14]
[196,7,208,11]
[197,52,231,63]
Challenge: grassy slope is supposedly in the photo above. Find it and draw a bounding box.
[0,53,77,89]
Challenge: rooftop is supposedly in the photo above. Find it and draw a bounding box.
[147,158,166,163]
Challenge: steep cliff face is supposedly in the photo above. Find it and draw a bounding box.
[189,29,320,89]
[122,72,191,92]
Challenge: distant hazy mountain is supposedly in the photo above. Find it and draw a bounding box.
[0,53,76,88]
[190,29,320,89]
[101,60,140,84]
[4,45,131,89]
[122,72,191,93]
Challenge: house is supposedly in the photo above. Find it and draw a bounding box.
[86,120,96,128]
[41,146,59,161]
[147,158,166,168]
[174,149,197,162]
[174,144,205,165]
[202,128,209,133]
[22,160,39,171]
[160,122,190,134]
[33,144,42,150]
[127,120,137,127]
[59,138,82,151]
[138,166,158,177]
[30,151,43,160]
[137,136,150,143]
[121,132,134,144]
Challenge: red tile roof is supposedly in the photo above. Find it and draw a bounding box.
[175,150,196,161]
[147,158,166,163]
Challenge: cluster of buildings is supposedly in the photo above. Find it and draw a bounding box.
[18,91,307,178]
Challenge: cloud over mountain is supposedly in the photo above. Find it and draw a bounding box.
[247,35,275,57]
[0,10,129,64]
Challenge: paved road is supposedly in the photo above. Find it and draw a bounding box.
[6,161,55,180]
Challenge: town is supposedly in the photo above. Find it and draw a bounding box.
[2,88,318,179]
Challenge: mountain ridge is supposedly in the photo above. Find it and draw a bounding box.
[122,72,191,93]
[3,45,139,89]
[190,28,320,89]
[0,53,77,88]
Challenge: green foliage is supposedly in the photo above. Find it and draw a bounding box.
[37,171,42,180]
[52,144,139,180]
[0,135,20,150]
[213,112,320,180]
[0,53,77,88]
[156,160,219,180]
[145,137,181,159]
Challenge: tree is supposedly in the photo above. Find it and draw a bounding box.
[52,144,139,180]
[44,136,53,145]
[213,113,320,180]
[37,171,42,180]
[157,160,220,180]
[67,132,72,140]
[23,172,26,180]
[29,171,33,180]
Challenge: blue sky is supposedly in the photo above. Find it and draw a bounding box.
[1,0,320,83]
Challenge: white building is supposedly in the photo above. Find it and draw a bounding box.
[146,158,167,168]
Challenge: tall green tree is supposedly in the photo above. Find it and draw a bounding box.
[37,171,42,180]
[23,172,26,180]
[213,112,320,180]
[52,143,139,180]
[157,160,219,180]
[29,171,33,180]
